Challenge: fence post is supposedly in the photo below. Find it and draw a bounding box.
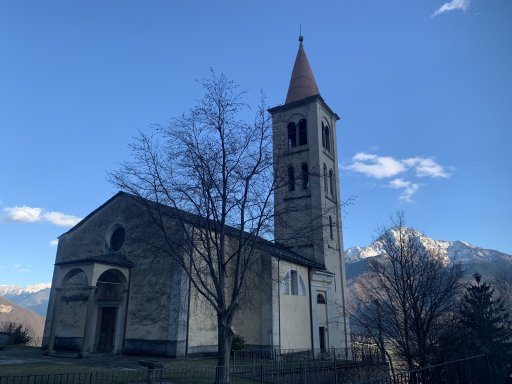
[485,355,493,384]
[260,363,263,384]
[334,358,338,384]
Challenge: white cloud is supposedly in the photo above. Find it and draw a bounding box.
[353,152,377,162]
[4,206,42,223]
[389,178,420,203]
[402,157,449,178]
[432,0,470,17]
[344,152,450,202]
[50,239,59,247]
[14,263,31,273]
[43,211,82,226]
[345,152,449,180]
[2,206,82,227]
[346,152,406,179]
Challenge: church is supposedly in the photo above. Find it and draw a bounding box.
[42,37,352,357]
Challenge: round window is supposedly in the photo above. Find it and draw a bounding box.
[109,226,125,252]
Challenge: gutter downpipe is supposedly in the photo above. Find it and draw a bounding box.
[308,268,315,359]
[121,267,132,354]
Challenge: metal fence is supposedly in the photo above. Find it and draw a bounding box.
[0,360,379,384]
[356,354,491,384]
[232,344,383,365]
[0,355,489,384]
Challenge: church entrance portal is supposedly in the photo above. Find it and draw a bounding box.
[98,307,117,353]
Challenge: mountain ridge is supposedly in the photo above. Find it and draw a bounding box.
[0,283,51,317]
[0,283,51,296]
[345,228,511,265]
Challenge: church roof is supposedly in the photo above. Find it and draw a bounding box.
[55,253,135,268]
[285,37,320,104]
[60,192,325,270]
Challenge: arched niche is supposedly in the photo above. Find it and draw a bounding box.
[280,269,306,296]
[91,266,129,287]
[59,267,91,288]
[95,268,128,303]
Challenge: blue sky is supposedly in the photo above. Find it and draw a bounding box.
[0,0,511,286]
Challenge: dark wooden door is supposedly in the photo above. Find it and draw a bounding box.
[319,327,326,352]
[98,307,117,353]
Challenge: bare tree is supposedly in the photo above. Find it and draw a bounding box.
[110,72,275,383]
[351,213,464,369]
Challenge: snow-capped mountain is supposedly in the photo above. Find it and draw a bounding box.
[0,283,51,317]
[345,228,511,265]
[0,283,51,296]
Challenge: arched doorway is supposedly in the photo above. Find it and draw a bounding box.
[48,256,133,356]
[92,269,128,354]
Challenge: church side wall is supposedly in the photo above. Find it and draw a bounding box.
[186,288,218,354]
[187,239,274,353]
[232,248,273,349]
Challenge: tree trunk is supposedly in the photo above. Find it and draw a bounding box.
[216,319,233,384]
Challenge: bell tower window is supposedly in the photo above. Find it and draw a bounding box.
[287,119,307,149]
[329,169,334,196]
[323,164,328,194]
[287,122,297,149]
[298,119,307,146]
[325,126,330,152]
[322,122,326,148]
[322,123,331,152]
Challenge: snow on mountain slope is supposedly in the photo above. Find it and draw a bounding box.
[0,283,51,296]
[345,228,511,265]
[0,283,51,317]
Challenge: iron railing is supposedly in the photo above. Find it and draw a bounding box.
[0,360,382,384]
[0,355,489,384]
[232,344,383,365]
[357,354,491,384]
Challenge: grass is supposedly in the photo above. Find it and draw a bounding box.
[0,347,354,381]
[0,362,120,375]
[0,361,256,384]
[0,348,219,377]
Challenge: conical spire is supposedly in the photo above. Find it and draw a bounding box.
[285,36,320,104]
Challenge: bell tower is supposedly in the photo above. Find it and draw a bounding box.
[269,36,351,353]
[269,36,344,269]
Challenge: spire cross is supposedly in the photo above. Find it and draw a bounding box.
[299,25,303,43]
